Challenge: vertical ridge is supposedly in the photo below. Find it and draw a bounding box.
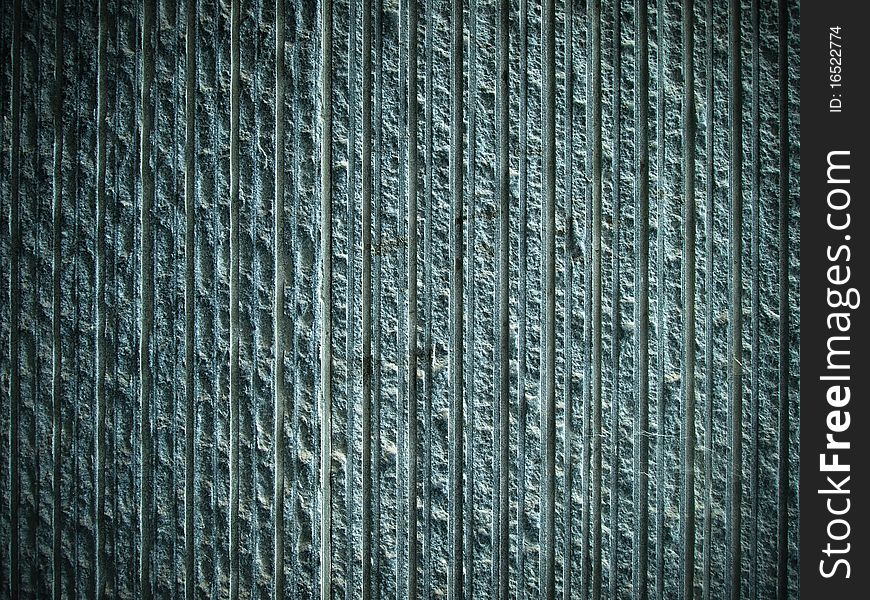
[51,0,64,596]
[371,4,385,591]
[319,0,334,597]
[589,1,604,597]
[345,0,359,594]
[361,0,374,596]
[541,0,556,597]
[95,0,109,594]
[495,0,510,597]
[516,1,529,598]
[207,1,223,593]
[654,0,668,595]
[228,0,241,594]
[775,1,791,597]
[183,0,197,597]
[702,1,715,597]
[8,0,22,595]
[633,0,651,597]
[289,0,303,589]
[447,0,465,596]
[726,0,743,597]
[139,0,156,596]
[463,2,478,595]
[183,1,197,597]
[421,1,435,596]
[748,0,761,598]
[562,0,575,596]
[274,0,286,596]
[609,2,623,598]
[407,0,420,597]
[681,1,698,599]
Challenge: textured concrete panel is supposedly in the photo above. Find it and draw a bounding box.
[1,0,799,598]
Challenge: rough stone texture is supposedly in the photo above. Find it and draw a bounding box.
[0,0,799,598]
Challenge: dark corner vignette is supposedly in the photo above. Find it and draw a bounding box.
[801,0,869,596]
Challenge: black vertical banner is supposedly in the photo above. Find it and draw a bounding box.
[801,1,869,596]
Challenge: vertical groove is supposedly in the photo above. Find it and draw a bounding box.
[447,0,465,596]
[681,1,697,599]
[407,0,420,597]
[274,0,286,597]
[516,1,529,598]
[727,0,743,597]
[541,0,556,597]
[702,0,715,597]
[361,0,374,596]
[589,1,604,598]
[51,0,64,596]
[562,0,575,596]
[228,0,241,594]
[8,0,22,595]
[609,1,623,598]
[183,0,197,597]
[775,1,791,598]
[748,0,761,598]
[140,0,156,596]
[95,0,109,594]
[319,0,334,597]
[495,0,510,597]
[633,0,651,597]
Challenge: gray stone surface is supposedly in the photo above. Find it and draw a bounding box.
[0,0,799,598]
